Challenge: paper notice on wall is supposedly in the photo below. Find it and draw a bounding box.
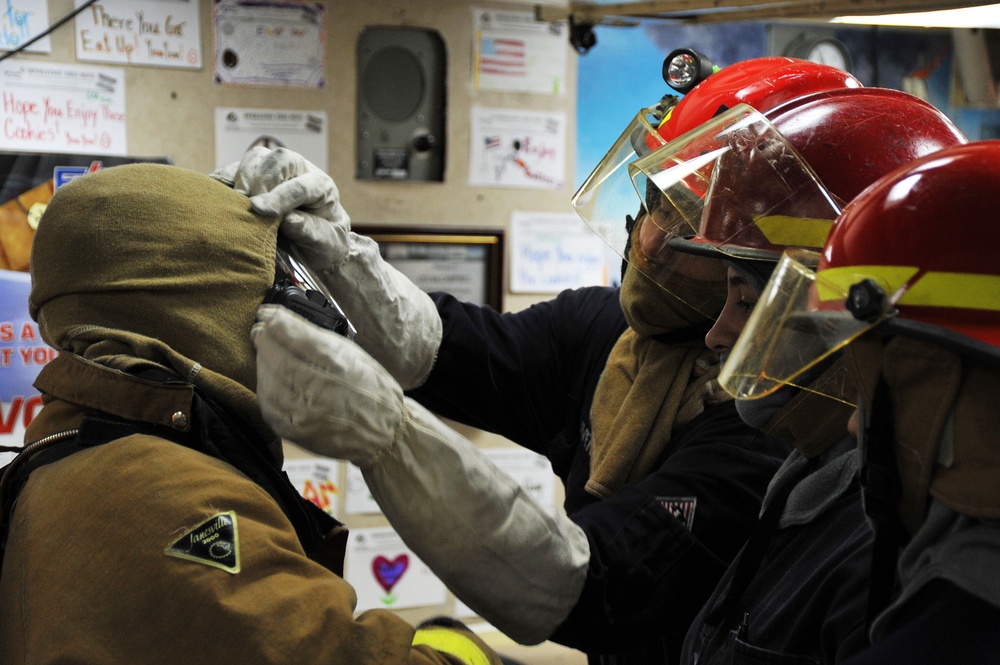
[213,0,325,88]
[344,463,381,515]
[469,106,566,189]
[215,107,327,170]
[473,8,567,95]
[284,457,340,517]
[0,0,51,52]
[74,0,202,68]
[509,211,610,293]
[0,62,127,155]
[346,527,446,612]
[482,447,557,512]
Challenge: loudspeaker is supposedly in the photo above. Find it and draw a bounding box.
[356,26,446,182]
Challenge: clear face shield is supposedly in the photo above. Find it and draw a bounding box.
[719,248,899,406]
[572,100,728,317]
[630,105,844,264]
[572,101,673,260]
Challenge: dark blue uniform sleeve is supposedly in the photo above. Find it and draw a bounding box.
[549,403,789,654]
[408,287,626,470]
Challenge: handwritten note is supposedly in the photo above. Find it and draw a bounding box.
[510,211,610,293]
[482,447,557,512]
[0,62,127,155]
[74,0,202,68]
[345,463,380,515]
[0,0,50,52]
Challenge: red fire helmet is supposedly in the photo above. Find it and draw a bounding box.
[820,140,1000,351]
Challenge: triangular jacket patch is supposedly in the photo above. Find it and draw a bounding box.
[165,511,241,574]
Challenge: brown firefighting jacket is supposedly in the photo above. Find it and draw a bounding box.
[0,354,497,665]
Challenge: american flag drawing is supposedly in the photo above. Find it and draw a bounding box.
[479,37,526,76]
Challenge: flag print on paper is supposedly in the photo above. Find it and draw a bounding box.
[479,37,526,77]
[469,106,566,190]
[473,9,567,95]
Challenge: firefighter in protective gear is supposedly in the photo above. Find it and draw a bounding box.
[0,163,502,665]
[722,140,1000,663]
[651,86,967,664]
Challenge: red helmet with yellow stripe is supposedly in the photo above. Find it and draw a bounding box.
[661,87,968,262]
[717,141,999,402]
[820,140,1000,351]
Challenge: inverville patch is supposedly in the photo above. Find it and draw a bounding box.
[165,511,241,574]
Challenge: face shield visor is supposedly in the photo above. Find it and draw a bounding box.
[719,248,898,405]
[572,101,728,317]
[572,101,672,258]
[632,105,843,266]
[266,235,357,339]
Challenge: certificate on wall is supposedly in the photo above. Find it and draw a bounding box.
[214,107,327,170]
[213,0,325,88]
[354,226,505,310]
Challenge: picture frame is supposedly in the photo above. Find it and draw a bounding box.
[353,225,505,310]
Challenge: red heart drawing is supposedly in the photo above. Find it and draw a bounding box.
[372,554,409,593]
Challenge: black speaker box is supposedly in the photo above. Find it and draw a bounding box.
[356,26,446,181]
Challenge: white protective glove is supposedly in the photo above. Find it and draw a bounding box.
[252,304,590,645]
[213,147,442,390]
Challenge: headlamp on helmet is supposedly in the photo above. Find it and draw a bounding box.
[663,48,718,95]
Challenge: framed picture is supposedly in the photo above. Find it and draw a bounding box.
[353,225,505,310]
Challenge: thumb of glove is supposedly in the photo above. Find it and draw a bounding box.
[252,304,404,468]
[209,160,239,187]
[277,209,351,269]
